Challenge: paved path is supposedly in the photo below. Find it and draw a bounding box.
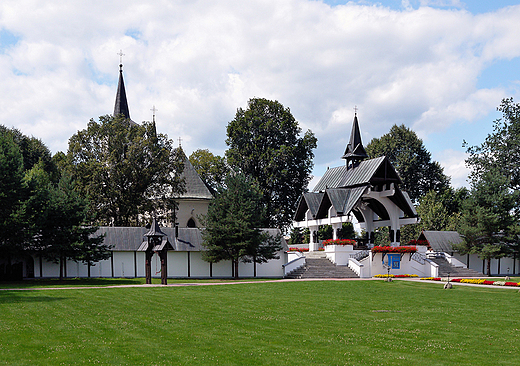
[1,277,519,291]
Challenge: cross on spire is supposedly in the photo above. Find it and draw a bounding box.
[354,105,358,116]
[178,137,183,147]
[117,49,125,64]
[150,105,158,123]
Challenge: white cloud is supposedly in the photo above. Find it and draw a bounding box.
[0,0,519,175]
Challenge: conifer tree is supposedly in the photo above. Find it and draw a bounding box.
[201,173,282,279]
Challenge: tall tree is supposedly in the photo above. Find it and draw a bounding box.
[226,98,317,231]
[200,173,282,279]
[460,98,520,274]
[188,148,229,193]
[66,115,185,226]
[366,124,450,202]
[455,170,518,275]
[465,97,520,209]
[24,168,109,280]
[0,130,26,279]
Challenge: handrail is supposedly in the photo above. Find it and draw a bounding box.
[282,256,306,277]
[411,252,426,265]
[350,250,370,261]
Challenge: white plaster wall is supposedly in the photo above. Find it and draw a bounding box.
[135,252,145,277]
[113,252,136,277]
[31,250,286,279]
[188,251,211,277]
[177,200,210,228]
[238,261,254,278]
[167,252,188,277]
[256,251,285,277]
[212,260,232,277]
[371,252,431,277]
[452,253,520,275]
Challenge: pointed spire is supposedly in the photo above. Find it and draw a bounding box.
[113,63,131,120]
[342,113,368,166]
[144,217,167,238]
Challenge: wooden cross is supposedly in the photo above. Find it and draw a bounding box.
[117,49,125,64]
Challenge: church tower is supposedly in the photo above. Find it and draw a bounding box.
[341,112,368,169]
[113,63,131,120]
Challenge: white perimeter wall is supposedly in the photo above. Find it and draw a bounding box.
[32,250,286,279]
[452,253,520,275]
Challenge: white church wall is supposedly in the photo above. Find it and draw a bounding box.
[177,200,209,228]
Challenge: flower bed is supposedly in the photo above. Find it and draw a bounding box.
[374,274,418,278]
[288,247,309,252]
[420,277,520,287]
[323,239,356,246]
[371,246,417,253]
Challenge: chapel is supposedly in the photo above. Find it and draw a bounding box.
[113,61,213,228]
[293,113,419,250]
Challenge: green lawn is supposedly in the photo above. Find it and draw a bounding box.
[0,277,276,289]
[0,280,519,365]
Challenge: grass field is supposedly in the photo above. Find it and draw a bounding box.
[1,280,519,365]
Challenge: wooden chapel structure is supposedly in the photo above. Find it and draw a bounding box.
[293,113,418,250]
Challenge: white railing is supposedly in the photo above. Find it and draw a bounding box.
[350,250,370,262]
[348,258,368,278]
[411,252,426,265]
[427,259,439,277]
[282,256,306,277]
[444,253,467,268]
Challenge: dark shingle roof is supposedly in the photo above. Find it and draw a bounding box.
[342,115,368,161]
[95,227,286,252]
[179,157,213,200]
[418,231,463,252]
[293,192,325,220]
[113,65,137,125]
[313,156,387,191]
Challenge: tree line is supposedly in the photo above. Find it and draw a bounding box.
[2,96,518,279]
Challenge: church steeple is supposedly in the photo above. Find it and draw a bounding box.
[113,63,131,120]
[342,112,368,168]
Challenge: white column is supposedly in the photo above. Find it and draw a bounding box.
[309,225,319,251]
[332,223,342,240]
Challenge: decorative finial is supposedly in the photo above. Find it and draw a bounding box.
[354,105,358,116]
[178,137,182,148]
[117,49,125,70]
[150,105,158,123]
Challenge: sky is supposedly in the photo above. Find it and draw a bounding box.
[1,0,520,190]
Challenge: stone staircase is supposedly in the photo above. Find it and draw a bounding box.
[285,253,358,279]
[430,257,483,277]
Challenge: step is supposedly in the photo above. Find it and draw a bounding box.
[286,257,359,279]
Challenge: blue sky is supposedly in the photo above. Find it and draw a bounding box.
[1,0,520,189]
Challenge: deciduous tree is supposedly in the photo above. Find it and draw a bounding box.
[188,148,228,193]
[66,115,184,226]
[226,98,317,231]
[366,124,450,202]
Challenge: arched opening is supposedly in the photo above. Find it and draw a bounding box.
[187,218,197,228]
